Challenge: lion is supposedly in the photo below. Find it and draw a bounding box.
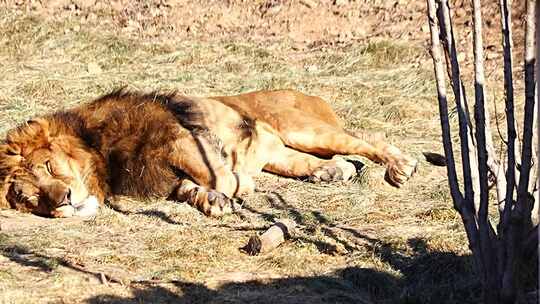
[0,89,417,218]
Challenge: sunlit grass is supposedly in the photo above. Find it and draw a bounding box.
[0,6,489,304]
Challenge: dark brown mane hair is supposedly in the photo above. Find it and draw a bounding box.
[92,88,208,132]
[0,88,219,207]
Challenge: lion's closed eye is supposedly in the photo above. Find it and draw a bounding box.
[45,160,55,176]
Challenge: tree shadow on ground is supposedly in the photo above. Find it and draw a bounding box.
[0,238,478,303]
[81,243,479,304]
[1,234,480,303]
[0,244,125,284]
[86,271,378,304]
[100,189,482,303]
[80,238,479,304]
[0,188,482,303]
[235,191,482,303]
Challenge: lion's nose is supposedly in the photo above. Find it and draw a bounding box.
[60,189,72,206]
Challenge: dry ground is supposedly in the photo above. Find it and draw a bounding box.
[0,1,527,303]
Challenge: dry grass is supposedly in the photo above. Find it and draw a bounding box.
[0,6,486,304]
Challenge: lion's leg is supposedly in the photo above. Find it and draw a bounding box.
[264,147,357,182]
[172,179,241,217]
[280,123,417,187]
[170,134,255,198]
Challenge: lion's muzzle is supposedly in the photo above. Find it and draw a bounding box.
[51,195,99,218]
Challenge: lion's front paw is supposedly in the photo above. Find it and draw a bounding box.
[384,152,418,187]
[187,187,241,217]
[309,157,357,183]
[205,190,242,217]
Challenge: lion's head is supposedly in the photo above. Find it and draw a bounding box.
[0,117,106,218]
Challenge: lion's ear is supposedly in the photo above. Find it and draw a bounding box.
[0,179,11,209]
[4,143,21,156]
[0,144,16,209]
[5,119,50,155]
[24,118,50,139]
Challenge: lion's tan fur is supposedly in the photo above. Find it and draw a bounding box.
[0,89,417,217]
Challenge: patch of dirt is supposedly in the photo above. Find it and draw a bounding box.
[8,0,526,49]
[0,210,88,232]
[6,0,529,84]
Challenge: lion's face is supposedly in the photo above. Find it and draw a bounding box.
[6,147,97,217]
[0,119,102,217]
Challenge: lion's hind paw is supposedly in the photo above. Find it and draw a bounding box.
[308,157,357,183]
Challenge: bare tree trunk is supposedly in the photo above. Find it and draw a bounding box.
[533,5,540,300]
[535,0,540,297]
[498,0,516,218]
[471,2,500,302]
[497,0,518,291]
[501,1,536,300]
[426,0,462,204]
[518,0,536,218]
[514,0,536,236]
[537,0,540,197]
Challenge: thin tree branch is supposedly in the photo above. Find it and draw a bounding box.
[479,9,506,215]
[529,99,538,193]
[498,0,517,224]
[438,0,479,213]
[536,0,540,297]
[426,0,463,206]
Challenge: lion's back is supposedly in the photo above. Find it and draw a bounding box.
[213,89,344,129]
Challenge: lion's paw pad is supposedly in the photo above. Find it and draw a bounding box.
[309,160,357,183]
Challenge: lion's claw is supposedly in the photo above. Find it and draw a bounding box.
[205,189,239,217]
[384,155,418,187]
